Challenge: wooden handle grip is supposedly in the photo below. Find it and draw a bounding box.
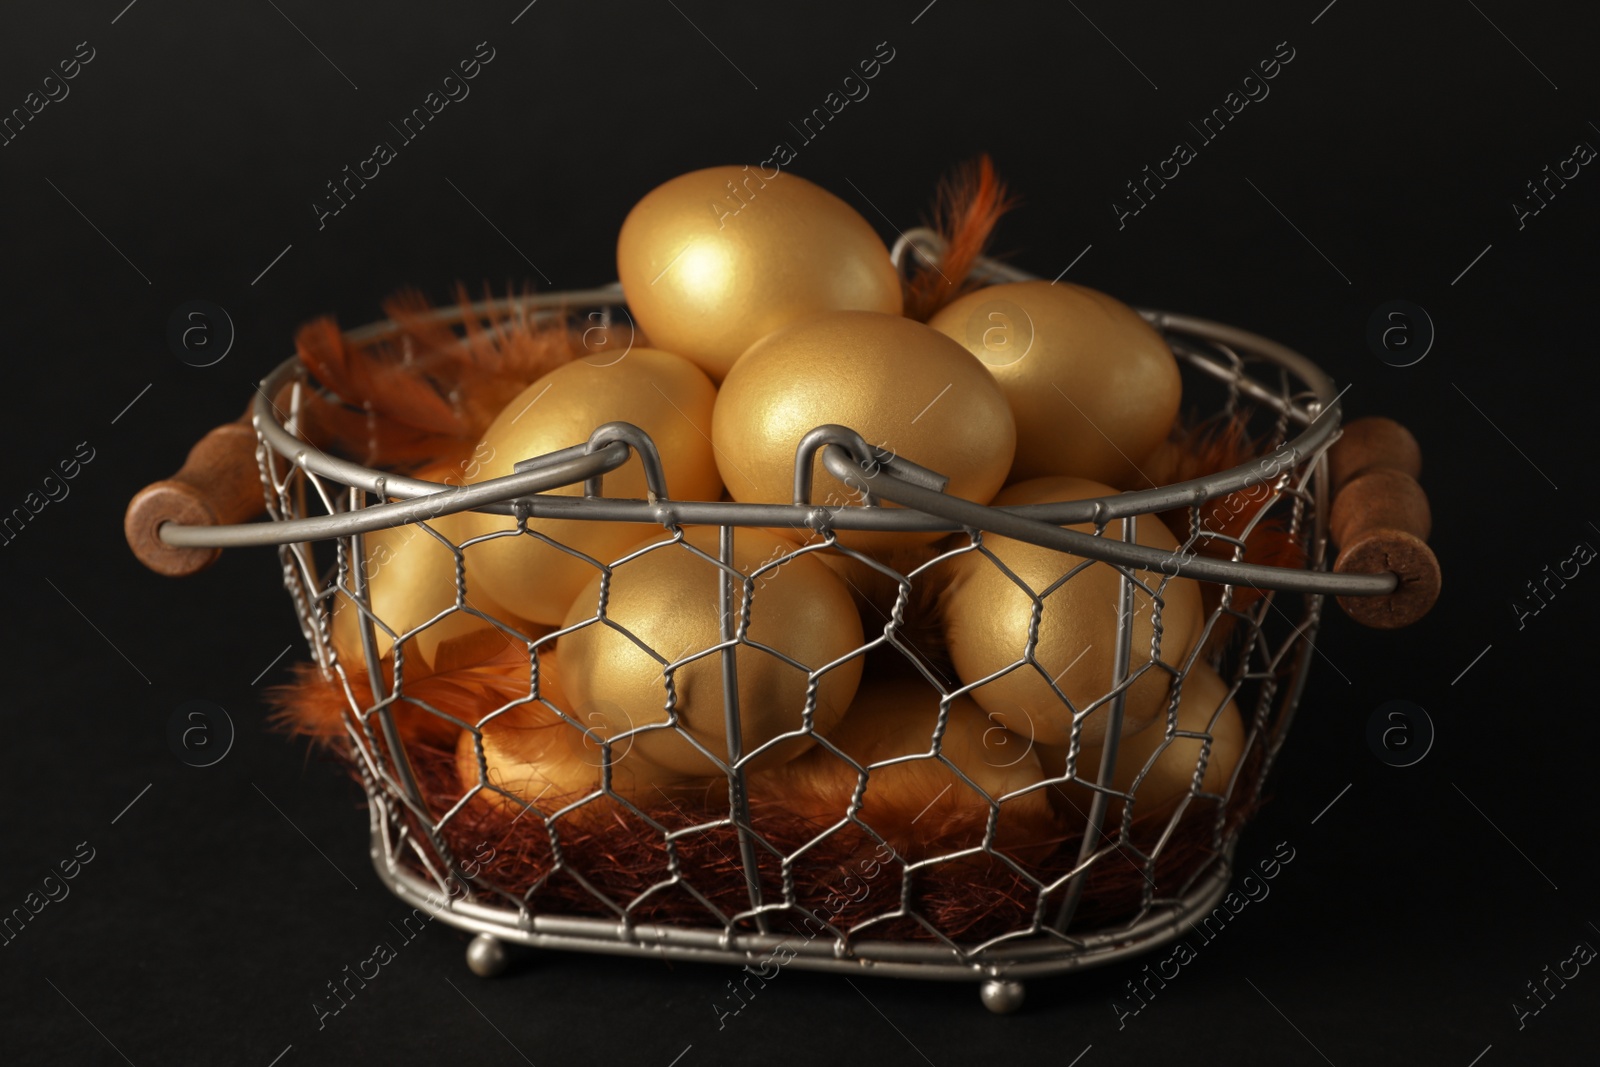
[1328,417,1440,628]
[125,415,265,577]
[1328,416,1421,492]
[1334,530,1441,629]
[1330,467,1431,546]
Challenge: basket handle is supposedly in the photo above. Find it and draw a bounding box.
[124,413,266,577]
[1328,417,1441,628]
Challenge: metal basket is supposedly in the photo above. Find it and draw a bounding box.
[141,233,1408,1013]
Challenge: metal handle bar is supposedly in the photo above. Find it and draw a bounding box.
[162,406,1388,596]
[819,446,1393,597]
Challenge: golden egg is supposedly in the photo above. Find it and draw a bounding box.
[712,310,1016,552]
[462,347,724,626]
[756,672,1056,858]
[928,281,1181,488]
[616,165,902,380]
[454,700,703,822]
[817,544,949,671]
[329,506,530,673]
[557,526,864,777]
[940,475,1204,748]
[1043,660,1246,825]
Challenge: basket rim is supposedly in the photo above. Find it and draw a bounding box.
[160,249,1388,596]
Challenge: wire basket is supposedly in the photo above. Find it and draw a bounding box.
[126,234,1436,1012]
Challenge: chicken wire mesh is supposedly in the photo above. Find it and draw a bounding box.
[244,276,1340,1001]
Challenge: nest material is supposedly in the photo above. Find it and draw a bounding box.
[270,640,1266,943]
[391,730,1264,944]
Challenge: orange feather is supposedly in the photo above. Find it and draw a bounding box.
[288,286,586,473]
[1153,412,1307,622]
[904,154,1017,322]
[267,637,538,749]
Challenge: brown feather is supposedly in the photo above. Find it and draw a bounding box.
[278,382,476,473]
[289,286,587,473]
[904,154,1017,322]
[1152,412,1307,642]
[294,315,467,436]
[266,637,534,749]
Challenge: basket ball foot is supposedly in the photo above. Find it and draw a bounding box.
[466,933,512,978]
[980,978,1025,1014]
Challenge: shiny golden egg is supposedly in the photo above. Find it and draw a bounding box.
[817,543,949,671]
[557,526,864,777]
[940,475,1204,748]
[928,281,1181,488]
[461,347,724,626]
[711,310,1016,551]
[1043,660,1245,826]
[454,701,704,822]
[756,672,1056,858]
[617,165,903,380]
[330,505,530,672]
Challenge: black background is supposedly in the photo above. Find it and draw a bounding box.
[2,0,1597,1063]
